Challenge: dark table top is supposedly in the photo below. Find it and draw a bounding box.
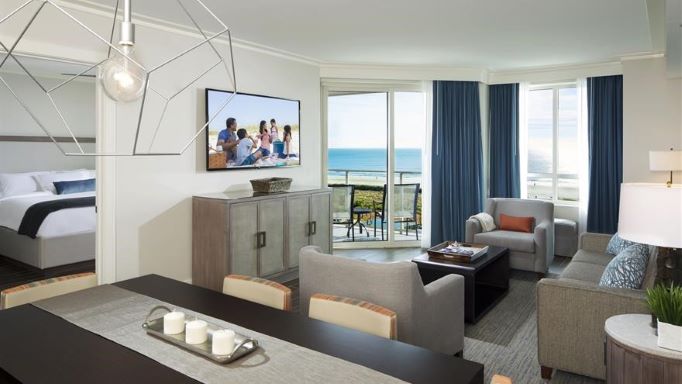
[412,245,509,272]
[0,274,483,384]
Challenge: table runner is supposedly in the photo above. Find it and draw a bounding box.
[33,285,406,384]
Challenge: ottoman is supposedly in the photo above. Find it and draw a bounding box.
[554,218,578,257]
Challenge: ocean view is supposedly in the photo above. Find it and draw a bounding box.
[328,148,422,186]
[328,148,421,172]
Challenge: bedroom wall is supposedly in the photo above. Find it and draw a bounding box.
[0,72,96,173]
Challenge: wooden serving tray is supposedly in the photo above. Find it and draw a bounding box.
[427,241,489,263]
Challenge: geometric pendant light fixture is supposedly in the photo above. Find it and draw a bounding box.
[0,0,237,156]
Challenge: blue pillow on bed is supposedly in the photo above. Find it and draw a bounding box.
[53,178,95,195]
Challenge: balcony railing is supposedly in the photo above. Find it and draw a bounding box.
[328,169,422,185]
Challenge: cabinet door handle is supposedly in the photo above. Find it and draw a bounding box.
[306,222,312,236]
[311,221,317,235]
[256,232,266,248]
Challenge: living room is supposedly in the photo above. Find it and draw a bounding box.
[0,1,680,384]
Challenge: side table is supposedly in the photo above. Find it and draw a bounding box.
[605,314,682,383]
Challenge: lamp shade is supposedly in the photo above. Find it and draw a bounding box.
[618,183,682,248]
[649,151,682,171]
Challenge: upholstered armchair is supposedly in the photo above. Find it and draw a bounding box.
[299,246,464,355]
[465,198,554,274]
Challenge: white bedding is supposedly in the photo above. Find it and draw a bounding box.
[0,191,96,239]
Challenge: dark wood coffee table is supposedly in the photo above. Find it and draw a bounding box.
[412,246,509,324]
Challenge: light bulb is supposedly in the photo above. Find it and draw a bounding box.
[100,44,145,103]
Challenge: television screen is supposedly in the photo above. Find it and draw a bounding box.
[205,89,300,170]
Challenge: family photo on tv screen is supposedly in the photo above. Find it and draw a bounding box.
[206,89,301,170]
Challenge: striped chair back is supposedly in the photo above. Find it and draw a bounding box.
[491,374,512,384]
[223,275,292,311]
[309,293,397,339]
[1,272,97,309]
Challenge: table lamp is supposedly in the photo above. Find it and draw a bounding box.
[650,149,682,186]
[618,183,682,284]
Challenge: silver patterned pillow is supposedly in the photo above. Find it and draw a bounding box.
[606,233,642,256]
[599,245,650,289]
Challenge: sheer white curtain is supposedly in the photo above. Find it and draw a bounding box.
[421,80,433,248]
[577,78,590,234]
[518,82,530,198]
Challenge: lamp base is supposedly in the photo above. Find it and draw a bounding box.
[657,247,682,286]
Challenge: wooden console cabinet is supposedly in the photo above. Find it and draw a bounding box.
[192,187,331,291]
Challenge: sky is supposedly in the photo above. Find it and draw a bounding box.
[527,87,578,174]
[327,92,426,149]
[207,90,299,132]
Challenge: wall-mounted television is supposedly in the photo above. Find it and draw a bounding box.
[205,88,300,171]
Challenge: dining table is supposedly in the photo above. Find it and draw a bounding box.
[0,274,484,384]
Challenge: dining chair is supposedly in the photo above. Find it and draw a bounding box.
[491,374,512,384]
[373,183,421,240]
[331,185,356,240]
[308,293,397,339]
[0,272,97,310]
[223,274,292,311]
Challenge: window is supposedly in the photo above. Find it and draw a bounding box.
[526,84,579,205]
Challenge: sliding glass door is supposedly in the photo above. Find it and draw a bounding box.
[324,83,426,248]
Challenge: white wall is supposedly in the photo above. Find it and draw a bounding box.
[113,42,321,281]
[0,1,321,282]
[0,72,96,172]
[622,56,682,182]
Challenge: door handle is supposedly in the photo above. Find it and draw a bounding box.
[311,221,317,235]
[261,231,267,248]
[257,232,267,248]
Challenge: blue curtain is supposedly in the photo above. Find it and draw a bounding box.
[587,75,623,234]
[431,81,483,245]
[489,83,520,198]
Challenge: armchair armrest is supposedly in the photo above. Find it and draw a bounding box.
[537,278,648,379]
[417,274,465,354]
[534,221,554,272]
[465,219,482,243]
[579,232,612,253]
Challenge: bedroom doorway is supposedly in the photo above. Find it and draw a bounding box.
[0,53,98,292]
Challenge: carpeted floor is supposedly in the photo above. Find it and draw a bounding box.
[463,270,602,384]
[285,252,604,384]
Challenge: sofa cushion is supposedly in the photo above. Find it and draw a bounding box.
[599,245,650,289]
[571,250,614,267]
[474,230,535,253]
[560,261,606,284]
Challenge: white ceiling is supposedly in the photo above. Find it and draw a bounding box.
[81,0,657,70]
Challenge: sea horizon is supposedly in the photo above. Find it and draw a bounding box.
[328,147,422,173]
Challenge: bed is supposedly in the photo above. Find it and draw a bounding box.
[0,171,96,269]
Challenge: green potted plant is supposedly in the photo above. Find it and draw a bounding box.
[647,283,682,351]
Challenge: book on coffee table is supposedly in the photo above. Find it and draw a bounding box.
[427,241,489,263]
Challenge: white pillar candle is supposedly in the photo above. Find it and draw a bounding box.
[185,320,208,344]
[211,329,236,355]
[163,311,185,335]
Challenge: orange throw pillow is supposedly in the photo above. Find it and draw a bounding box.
[498,214,534,233]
